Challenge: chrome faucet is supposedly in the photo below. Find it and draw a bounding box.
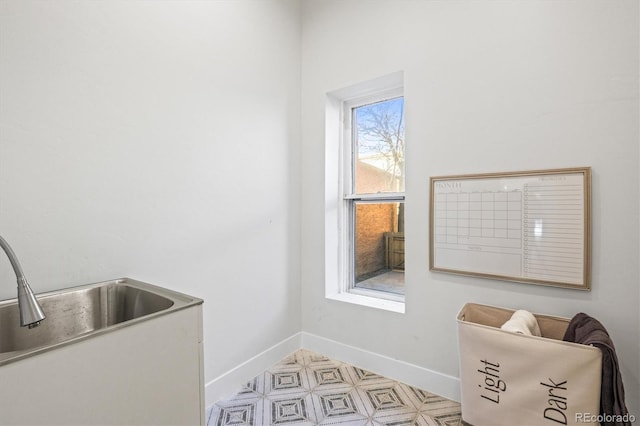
[0,235,46,328]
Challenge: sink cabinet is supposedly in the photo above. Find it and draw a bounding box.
[0,300,204,425]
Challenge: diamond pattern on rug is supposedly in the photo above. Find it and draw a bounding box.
[305,352,332,365]
[318,392,357,418]
[365,386,406,411]
[272,371,303,391]
[351,367,385,382]
[433,413,465,426]
[206,349,461,426]
[214,403,257,426]
[371,412,432,426]
[241,377,261,396]
[390,383,462,426]
[313,367,347,386]
[279,353,300,367]
[271,397,309,424]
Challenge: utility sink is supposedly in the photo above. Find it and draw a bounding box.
[0,278,202,365]
[0,278,204,425]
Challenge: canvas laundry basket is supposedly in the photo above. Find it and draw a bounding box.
[457,303,602,426]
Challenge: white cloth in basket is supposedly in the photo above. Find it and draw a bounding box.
[500,309,542,336]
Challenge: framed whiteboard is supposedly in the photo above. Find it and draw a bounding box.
[429,167,591,290]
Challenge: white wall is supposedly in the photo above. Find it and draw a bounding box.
[301,0,639,415]
[0,0,301,401]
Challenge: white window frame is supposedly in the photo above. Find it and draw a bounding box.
[325,72,405,313]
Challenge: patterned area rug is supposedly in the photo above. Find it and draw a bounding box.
[206,349,461,426]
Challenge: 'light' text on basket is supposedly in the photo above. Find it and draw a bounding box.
[477,359,506,404]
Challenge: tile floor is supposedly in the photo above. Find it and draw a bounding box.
[206,349,461,426]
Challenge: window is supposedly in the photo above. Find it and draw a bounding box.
[325,72,405,312]
[347,95,405,298]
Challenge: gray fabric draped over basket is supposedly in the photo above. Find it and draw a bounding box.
[563,313,631,426]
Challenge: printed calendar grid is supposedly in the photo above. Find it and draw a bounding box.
[430,168,590,289]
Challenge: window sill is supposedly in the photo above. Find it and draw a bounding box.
[326,292,405,314]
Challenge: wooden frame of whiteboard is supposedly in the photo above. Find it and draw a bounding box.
[429,167,591,290]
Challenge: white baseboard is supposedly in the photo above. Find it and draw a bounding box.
[204,332,302,408]
[204,331,460,409]
[301,332,461,403]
